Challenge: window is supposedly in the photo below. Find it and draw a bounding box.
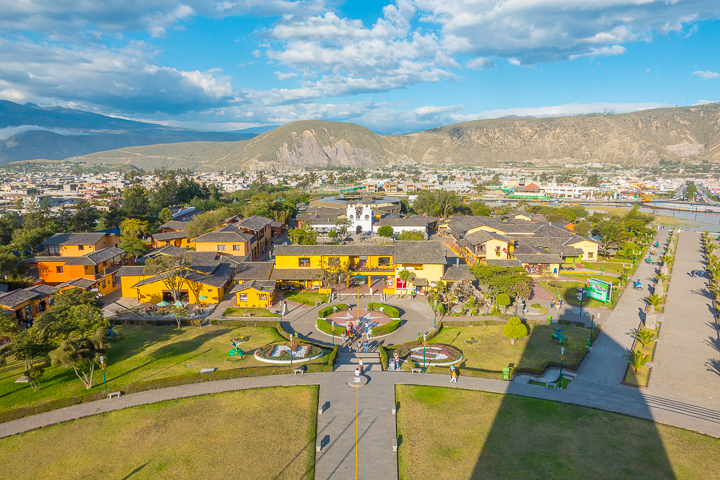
[56,266,64,274]
[328,257,340,267]
[48,245,60,255]
[78,245,84,251]
[239,293,247,302]
[588,252,594,259]
[379,257,390,267]
[365,215,369,220]
[217,245,226,251]
[299,258,311,267]
[259,294,267,300]
[101,280,106,288]
[233,245,242,251]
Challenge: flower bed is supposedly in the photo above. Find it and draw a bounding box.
[255,343,323,361]
[395,344,462,365]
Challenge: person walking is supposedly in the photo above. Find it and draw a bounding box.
[341,332,346,346]
[450,365,458,383]
[363,341,368,353]
[358,359,364,374]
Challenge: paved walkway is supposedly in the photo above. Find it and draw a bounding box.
[574,229,669,388]
[648,231,720,410]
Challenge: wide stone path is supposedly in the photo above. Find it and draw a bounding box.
[574,229,669,387]
[648,231,720,410]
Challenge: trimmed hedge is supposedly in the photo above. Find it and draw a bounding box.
[316,319,347,336]
[318,304,348,318]
[327,346,338,366]
[368,302,400,318]
[378,344,389,370]
[370,320,401,337]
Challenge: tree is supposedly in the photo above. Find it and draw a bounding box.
[334,218,351,236]
[35,289,107,340]
[288,224,318,245]
[313,260,351,300]
[397,230,424,241]
[51,329,109,390]
[502,316,528,344]
[377,225,394,239]
[398,269,416,296]
[574,220,592,237]
[25,364,45,392]
[630,328,657,347]
[123,185,150,218]
[143,254,193,327]
[594,220,628,249]
[0,213,22,244]
[495,293,511,313]
[120,218,152,239]
[6,327,52,370]
[170,305,190,330]
[65,200,101,232]
[12,226,54,254]
[470,202,491,216]
[469,264,532,299]
[120,237,147,257]
[98,207,125,230]
[328,230,338,239]
[624,350,651,372]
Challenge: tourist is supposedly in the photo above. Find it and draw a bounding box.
[450,365,458,384]
[691,270,696,278]
[363,341,368,353]
[341,332,346,345]
[358,359,364,374]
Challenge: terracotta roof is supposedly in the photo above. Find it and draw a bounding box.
[270,268,322,281]
[441,265,476,282]
[393,241,447,265]
[41,232,108,246]
[230,280,276,293]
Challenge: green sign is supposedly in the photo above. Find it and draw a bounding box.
[586,278,612,303]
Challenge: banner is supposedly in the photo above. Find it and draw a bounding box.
[586,278,612,303]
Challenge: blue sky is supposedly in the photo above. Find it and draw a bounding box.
[1,0,719,134]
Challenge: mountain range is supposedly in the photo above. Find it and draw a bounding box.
[0,101,273,164]
[3,100,720,170]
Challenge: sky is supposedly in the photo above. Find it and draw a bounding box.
[1,0,719,135]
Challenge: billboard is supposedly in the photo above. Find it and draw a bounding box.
[586,278,612,303]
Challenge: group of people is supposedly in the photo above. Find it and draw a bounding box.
[690,270,706,278]
[550,299,564,312]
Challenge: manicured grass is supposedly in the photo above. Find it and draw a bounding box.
[396,386,720,480]
[0,325,326,413]
[624,365,651,387]
[284,291,328,306]
[371,320,401,337]
[562,274,623,285]
[223,307,279,317]
[581,261,632,273]
[541,280,619,308]
[316,319,347,336]
[0,386,317,480]
[425,324,592,376]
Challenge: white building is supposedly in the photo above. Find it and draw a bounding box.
[542,185,598,199]
[347,203,374,233]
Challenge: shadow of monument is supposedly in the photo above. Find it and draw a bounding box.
[469,324,677,479]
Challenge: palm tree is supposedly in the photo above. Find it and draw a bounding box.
[653,273,670,284]
[645,293,663,313]
[659,255,675,266]
[50,329,109,390]
[624,350,652,372]
[705,243,716,255]
[630,328,657,347]
[708,283,720,300]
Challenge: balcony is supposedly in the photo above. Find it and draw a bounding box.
[91,264,122,280]
[352,263,395,273]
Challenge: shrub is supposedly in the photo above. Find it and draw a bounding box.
[316,319,347,336]
[327,346,338,366]
[502,316,528,344]
[318,304,348,318]
[368,303,400,317]
[370,320,401,337]
[378,344,389,370]
[328,231,338,238]
[531,303,541,309]
[496,293,511,307]
[377,225,394,238]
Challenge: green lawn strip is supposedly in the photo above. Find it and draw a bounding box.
[284,291,329,306]
[316,319,347,336]
[529,303,548,314]
[0,386,318,480]
[418,324,594,378]
[540,280,619,308]
[0,325,325,414]
[368,302,400,317]
[581,262,631,273]
[370,320,401,336]
[395,386,720,480]
[223,307,279,317]
[623,365,651,387]
[318,304,348,318]
[560,274,623,286]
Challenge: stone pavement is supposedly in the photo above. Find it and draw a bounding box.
[648,231,720,410]
[574,229,670,388]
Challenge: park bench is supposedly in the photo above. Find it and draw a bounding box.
[107,391,122,399]
[294,368,305,375]
[392,439,398,452]
[243,313,251,317]
[411,368,422,374]
[316,441,322,452]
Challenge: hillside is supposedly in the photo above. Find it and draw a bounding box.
[63,102,720,171]
[0,101,263,163]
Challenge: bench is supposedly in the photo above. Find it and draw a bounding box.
[243,313,251,317]
[411,368,422,374]
[316,441,322,452]
[107,391,122,399]
[392,439,398,452]
[294,368,305,375]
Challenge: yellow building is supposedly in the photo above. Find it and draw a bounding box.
[117,261,236,304]
[40,232,121,256]
[231,280,276,308]
[194,225,254,259]
[392,241,447,293]
[0,284,58,322]
[459,230,514,262]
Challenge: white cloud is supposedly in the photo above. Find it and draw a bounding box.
[275,71,299,80]
[448,102,674,123]
[466,57,497,70]
[692,70,720,80]
[569,45,626,60]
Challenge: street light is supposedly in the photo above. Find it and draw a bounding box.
[433,300,437,329]
[577,287,585,318]
[99,355,108,391]
[422,334,427,373]
[588,313,597,346]
[558,347,565,389]
[332,320,335,348]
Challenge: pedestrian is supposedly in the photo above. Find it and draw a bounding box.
[341,332,346,345]
[450,366,458,383]
[363,341,368,353]
[349,342,354,354]
[690,270,695,278]
[358,359,364,374]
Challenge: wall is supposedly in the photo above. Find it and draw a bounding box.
[486,239,510,260]
[195,241,248,257]
[235,288,275,308]
[568,240,599,261]
[125,277,226,304]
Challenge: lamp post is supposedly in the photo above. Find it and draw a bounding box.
[588,313,597,346]
[332,320,335,348]
[433,300,437,329]
[290,333,294,369]
[558,347,564,389]
[577,287,585,318]
[99,355,108,391]
[422,334,427,373]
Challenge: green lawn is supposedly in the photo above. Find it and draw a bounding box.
[421,324,593,376]
[581,261,632,273]
[396,386,720,480]
[0,386,317,480]
[560,273,623,285]
[541,280,619,308]
[283,291,328,306]
[0,325,326,413]
[223,307,279,317]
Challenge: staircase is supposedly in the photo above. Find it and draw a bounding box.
[334,352,382,373]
